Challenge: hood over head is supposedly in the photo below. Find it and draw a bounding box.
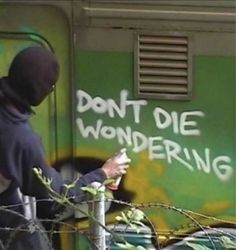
[0,46,59,111]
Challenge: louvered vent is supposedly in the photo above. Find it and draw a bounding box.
[135,34,192,100]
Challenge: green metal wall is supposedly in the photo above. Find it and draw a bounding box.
[0,1,235,249]
[74,50,235,229]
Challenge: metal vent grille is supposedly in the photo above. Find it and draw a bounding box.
[135,33,192,100]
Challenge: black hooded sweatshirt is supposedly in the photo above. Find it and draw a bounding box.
[0,47,107,249]
[0,93,107,249]
[0,101,106,205]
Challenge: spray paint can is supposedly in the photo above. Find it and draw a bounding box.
[107,148,130,190]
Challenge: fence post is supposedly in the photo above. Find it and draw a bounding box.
[88,182,106,250]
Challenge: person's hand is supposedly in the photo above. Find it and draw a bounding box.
[101,156,131,179]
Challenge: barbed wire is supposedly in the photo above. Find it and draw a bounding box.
[0,197,235,250]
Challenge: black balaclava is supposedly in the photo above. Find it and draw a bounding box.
[0,46,59,112]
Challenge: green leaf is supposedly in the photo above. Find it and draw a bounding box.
[115,242,146,250]
[220,236,236,249]
[130,208,145,221]
[104,191,114,199]
[136,246,146,250]
[81,186,97,196]
[133,221,146,227]
[33,167,41,175]
[46,177,52,186]
[186,242,213,250]
[63,177,80,190]
[121,212,129,224]
[116,242,133,249]
[115,216,123,221]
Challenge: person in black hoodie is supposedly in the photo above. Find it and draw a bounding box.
[0,46,129,250]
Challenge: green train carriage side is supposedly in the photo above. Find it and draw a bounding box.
[0,1,235,249]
